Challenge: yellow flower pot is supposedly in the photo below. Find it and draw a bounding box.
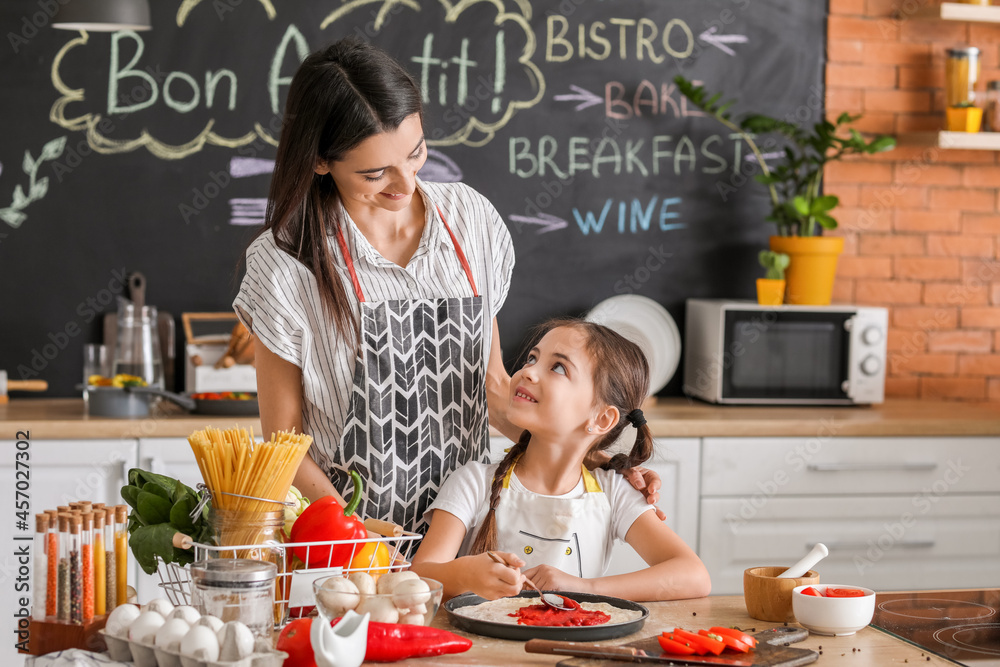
[756,279,786,306]
[946,106,983,132]
[769,236,844,305]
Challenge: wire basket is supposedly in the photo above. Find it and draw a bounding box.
[157,532,422,626]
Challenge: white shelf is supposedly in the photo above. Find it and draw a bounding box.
[910,2,1000,22]
[897,130,1000,150]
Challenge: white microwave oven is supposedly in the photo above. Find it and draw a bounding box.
[683,299,888,405]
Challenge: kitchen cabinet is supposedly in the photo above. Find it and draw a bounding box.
[699,437,1000,594]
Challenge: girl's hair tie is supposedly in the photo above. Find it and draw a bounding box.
[626,408,646,428]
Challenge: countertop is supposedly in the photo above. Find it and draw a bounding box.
[3,397,1000,439]
[395,593,957,666]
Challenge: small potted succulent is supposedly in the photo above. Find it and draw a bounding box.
[757,250,790,306]
[675,76,895,305]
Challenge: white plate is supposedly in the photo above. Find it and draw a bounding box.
[585,295,681,395]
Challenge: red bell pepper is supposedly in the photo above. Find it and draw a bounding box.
[289,470,368,567]
[275,618,473,665]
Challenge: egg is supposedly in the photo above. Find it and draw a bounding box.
[169,605,201,625]
[195,615,224,633]
[180,625,220,662]
[141,598,175,618]
[105,603,141,638]
[128,610,166,644]
[154,618,190,652]
[217,621,255,661]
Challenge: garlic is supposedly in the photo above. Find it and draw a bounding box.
[105,604,141,638]
[217,621,255,661]
[128,610,165,644]
[180,625,220,662]
[376,570,418,595]
[356,595,399,624]
[317,577,361,617]
[349,572,376,597]
[154,618,190,652]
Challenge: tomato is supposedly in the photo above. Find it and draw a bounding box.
[669,628,725,655]
[275,618,316,667]
[709,627,757,648]
[827,588,867,598]
[800,586,824,597]
[699,629,751,653]
[349,541,391,575]
[657,635,697,655]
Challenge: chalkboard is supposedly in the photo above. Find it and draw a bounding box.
[0,0,826,398]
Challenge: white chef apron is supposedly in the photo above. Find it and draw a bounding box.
[494,459,613,578]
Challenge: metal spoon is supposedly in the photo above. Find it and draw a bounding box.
[486,550,572,611]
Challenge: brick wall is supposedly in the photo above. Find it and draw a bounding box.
[826,0,1000,401]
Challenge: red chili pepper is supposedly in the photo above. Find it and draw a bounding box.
[276,618,473,665]
[289,470,368,567]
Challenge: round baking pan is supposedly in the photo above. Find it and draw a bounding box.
[444,591,648,641]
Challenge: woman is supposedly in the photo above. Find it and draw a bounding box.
[234,38,661,533]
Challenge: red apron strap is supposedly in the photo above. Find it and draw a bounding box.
[334,225,365,302]
[437,205,480,298]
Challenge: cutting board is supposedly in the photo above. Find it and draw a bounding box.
[550,626,817,667]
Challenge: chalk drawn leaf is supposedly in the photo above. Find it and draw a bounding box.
[40,137,67,162]
[31,177,49,200]
[22,151,35,176]
[12,184,28,208]
[0,207,27,228]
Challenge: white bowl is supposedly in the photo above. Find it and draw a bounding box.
[792,584,876,636]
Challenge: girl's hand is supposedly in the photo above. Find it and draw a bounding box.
[472,552,526,600]
[624,466,666,521]
[522,564,588,594]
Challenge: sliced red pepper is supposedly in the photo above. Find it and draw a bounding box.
[670,628,725,656]
[800,586,824,597]
[658,635,697,655]
[699,629,751,653]
[708,627,757,648]
[827,587,867,598]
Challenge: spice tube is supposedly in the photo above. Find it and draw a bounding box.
[104,507,116,612]
[69,514,82,623]
[57,513,70,621]
[33,514,47,619]
[46,511,58,618]
[114,505,128,607]
[93,511,106,616]
[81,512,95,622]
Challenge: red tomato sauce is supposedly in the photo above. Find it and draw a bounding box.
[509,597,611,627]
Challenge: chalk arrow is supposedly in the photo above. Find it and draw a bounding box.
[509,213,568,234]
[699,26,748,56]
[554,85,603,111]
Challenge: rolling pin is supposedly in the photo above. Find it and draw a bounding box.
[0,370,47,403]
[363,518,403,537]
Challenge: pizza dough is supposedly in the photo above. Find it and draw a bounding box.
[452,596,642,626]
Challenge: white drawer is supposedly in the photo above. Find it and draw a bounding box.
[699,495,1000,595]
[702,437,1000,496]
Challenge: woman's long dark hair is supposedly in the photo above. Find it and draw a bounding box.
[469,318,653,556]
[253,38,423,343]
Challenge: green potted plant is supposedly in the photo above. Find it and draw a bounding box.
[675,76,896,305]
[757,250,790,306]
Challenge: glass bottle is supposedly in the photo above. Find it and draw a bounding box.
[985,81,1000,132]
[93,511,106,616]
[104,507,117,613]
[114,505,128,607]
[33,514,47,619]
[69,514,82,624]
[945,47,981,108]
[45,511,58,618]
[57,513,70,621]
[81,512,94,623]
[190,559,277,640]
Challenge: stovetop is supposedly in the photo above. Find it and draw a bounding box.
[872,589,1000,666]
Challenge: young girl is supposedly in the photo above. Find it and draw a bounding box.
[410,319,711,602]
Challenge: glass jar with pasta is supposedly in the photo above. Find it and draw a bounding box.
[946,47,981,108]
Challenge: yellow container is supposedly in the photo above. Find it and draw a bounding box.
[756,278,786,306]
[946,106,983,132]
[769,236,844,306]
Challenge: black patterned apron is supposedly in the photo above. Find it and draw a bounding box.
[329,206,489,533]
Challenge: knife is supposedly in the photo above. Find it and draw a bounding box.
[525,639,754,665]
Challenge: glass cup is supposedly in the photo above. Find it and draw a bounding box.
[82,344,110,404]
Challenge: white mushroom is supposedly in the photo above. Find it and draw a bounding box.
[348,572,376,597]
[154,618,190,652]
[376,570,419,595]
[168,605,202,625]
[180,625,221,662]
[217,621,255,661]
[195,615,225,633]
[356,595,400,624]
[317,577,361,617]
[141,598,174,618]
[105,604,141,638]
[398,611,426,625]
[391,578,431,610]
[128,610,165,644]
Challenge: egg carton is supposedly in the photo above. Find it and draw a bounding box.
[100,631,287,667]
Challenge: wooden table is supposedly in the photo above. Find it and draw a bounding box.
[396,594,956,666]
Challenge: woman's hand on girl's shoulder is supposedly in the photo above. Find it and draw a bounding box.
[623,466,666,521]
[521,564,587,594]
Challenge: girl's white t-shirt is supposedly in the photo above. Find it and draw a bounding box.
[426,461,655,565]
